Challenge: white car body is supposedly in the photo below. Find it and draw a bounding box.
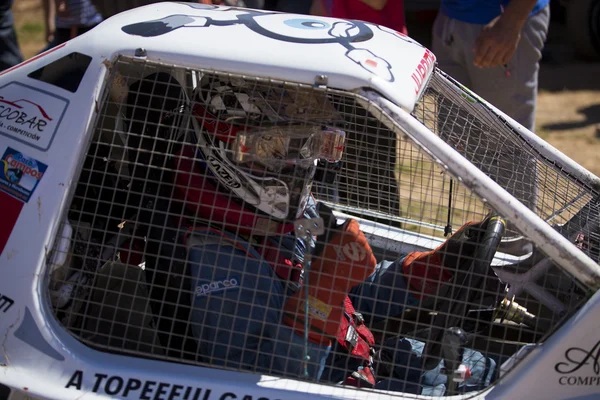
[0,3,598,400]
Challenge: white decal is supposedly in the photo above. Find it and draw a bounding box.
[341,241,366,262]
[334,241,366,262]
[195,278,239,296]
[0,82,69,151]
[206,155,242,189]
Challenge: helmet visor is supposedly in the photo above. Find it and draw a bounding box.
[232,125,346,172]
[228,125,345,220]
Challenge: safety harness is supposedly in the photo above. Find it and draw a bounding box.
[257,234,378,386]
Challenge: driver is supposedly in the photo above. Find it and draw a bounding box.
[171,74,497,392]
[83,71,497,395]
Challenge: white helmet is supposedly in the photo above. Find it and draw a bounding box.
[174,75,345,233]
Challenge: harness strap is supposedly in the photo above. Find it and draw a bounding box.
[337,296,374,362]
[202,227,377,362]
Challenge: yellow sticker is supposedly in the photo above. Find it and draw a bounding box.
[304,296,332,321]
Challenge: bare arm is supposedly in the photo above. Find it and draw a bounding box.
[472,0,538,68]
[42,0,55,42]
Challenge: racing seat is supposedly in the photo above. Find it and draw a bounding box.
[74,71,198,361]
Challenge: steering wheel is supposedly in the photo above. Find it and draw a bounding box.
[421,214,506,371]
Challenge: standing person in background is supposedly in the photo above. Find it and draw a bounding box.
[432,0,550,132]
[432,0,549,257]
[311,0,407,35]
[42,0,103,50]
[0,0,22,71]
[310,0,407,233]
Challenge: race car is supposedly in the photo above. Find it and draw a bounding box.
[0,3,598,400]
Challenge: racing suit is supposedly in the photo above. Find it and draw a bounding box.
[79,70,496,393]
[184,203,496,393]
[186,225,331,379]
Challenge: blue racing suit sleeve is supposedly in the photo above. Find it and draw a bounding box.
[349,256,420,325]
[187,229,329,380]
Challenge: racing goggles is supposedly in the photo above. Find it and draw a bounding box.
[232,125,346,171]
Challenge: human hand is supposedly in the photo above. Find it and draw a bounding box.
[45,26,54,43]
[473,15,523,68]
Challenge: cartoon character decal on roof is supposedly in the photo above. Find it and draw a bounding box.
[121,3,422,82]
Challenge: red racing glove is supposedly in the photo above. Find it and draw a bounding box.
[283,218,377,345]
[402,220,486,300]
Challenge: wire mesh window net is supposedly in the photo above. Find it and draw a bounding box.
[47,58,596,397]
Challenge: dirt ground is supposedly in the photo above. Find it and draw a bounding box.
[11,0,600,175]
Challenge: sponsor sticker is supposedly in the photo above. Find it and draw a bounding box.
[555,339,600,386]
[65,369,282,399]
[205,155,242,189]
[0,147,47,203]
[195,278,240,296]
[0,82,69,151]
[304,296,332,321]
[411,48,436,96]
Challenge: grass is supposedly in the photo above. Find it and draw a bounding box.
[14,0,46,59]
[18,20,44,45]
[536,126,551,139]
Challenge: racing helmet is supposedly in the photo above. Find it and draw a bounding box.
[173,75,345,234]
